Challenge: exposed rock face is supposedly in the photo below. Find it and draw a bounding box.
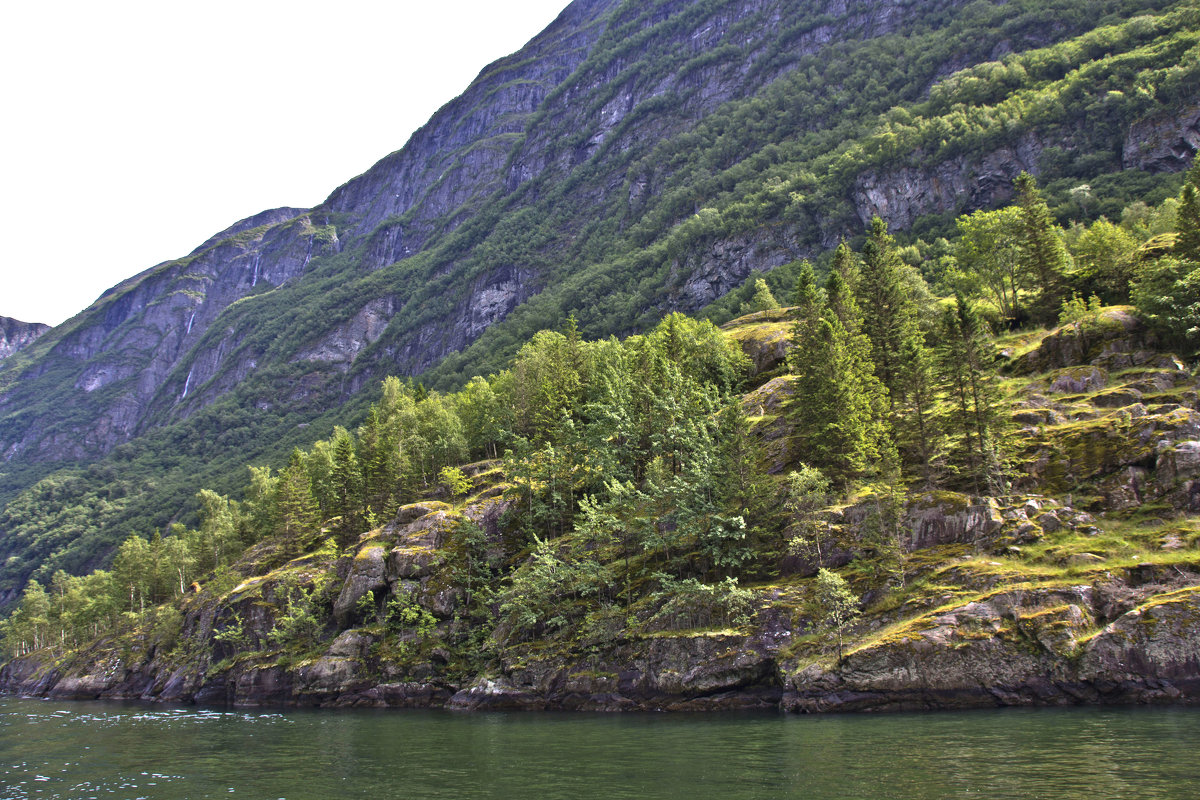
[853,133,1044,229]
[782,581,1200,713]
[1122,102,1200,173]
[0,316,49,361]
[0,0,1079,472]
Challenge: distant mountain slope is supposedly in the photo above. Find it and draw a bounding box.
[1,0,1197,595]
[0,318,48,362]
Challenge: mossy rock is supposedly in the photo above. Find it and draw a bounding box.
[1092,387,1143,408]
[1047,366,1108,394]
[1008,307,1148,376]
[391,501,452,527]
[725,320,793,378]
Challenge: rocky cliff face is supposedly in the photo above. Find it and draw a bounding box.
[0,317,48,362]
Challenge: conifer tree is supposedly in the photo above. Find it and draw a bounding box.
[277,448,320,552]
[330,427,363,545]
[825,264,859,334]
[1014,172,1070,322]
[939,295,1008,494]
[894,330,944,487]
[789,264,893,486]
[857,217,921,406]
[830,239,860,294]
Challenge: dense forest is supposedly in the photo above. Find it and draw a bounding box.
[4,164,1197,683]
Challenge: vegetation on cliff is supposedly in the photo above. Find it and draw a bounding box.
[2,0,1200,608]
[4,164,1200,711]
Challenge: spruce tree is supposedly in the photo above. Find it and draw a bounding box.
[277,448,320,553]
[894,329,944,488]
[1014,172,1070,322]
[825,264,860,333]
[790,264,893,486]
[330,427,363,545]
[830,239,860,294]
[938,295,1008,494]
[857,217,921,406]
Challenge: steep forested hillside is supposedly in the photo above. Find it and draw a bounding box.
[3,160,1200,710]
[1,0,1198,607]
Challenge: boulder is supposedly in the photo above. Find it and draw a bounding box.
[333,545,388,625]
[1048,366,1108,394]
[1093,387,1143,408]
[903,492,1004,550]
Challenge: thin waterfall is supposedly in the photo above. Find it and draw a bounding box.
[251,254,261,287]
[181,367,193,400]
[301,238,313,271]
[186,311,195,335]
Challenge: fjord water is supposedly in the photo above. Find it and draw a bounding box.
[3,697,1198,799]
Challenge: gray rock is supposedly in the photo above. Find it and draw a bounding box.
[333,545,388,625]
[0,316,49,361]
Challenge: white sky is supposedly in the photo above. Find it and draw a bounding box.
[0,0,570,326]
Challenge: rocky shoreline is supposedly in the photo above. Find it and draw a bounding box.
[6,563,1200,715]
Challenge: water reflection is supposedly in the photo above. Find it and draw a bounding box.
[3,698,1199,799]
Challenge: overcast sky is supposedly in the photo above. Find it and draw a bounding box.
[0,0,570,326]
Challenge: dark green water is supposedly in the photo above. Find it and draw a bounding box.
[3,697,1199,799]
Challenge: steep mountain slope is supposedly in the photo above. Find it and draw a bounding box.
[1,0,1198,594]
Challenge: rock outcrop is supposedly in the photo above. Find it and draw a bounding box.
[0,316,49,361]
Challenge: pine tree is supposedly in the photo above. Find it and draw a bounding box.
[894,329,944,487]
[277,448,320,553]
[825,265,860,334]
[1014,172,1070,322]
[790,264,893,486]
[939,295,1008,494]
[857,217,921,406]
[830,239,860,298]
[330,426,363,545]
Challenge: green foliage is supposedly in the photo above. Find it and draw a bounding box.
[1015,172,1073,322]
[1058,294,1105,326]
[1067,218,1140,302]
[951,206,1027,323]
[789,261,894,486]
[644,574,754,632]
[1176,161,1200,261]
[1132,257,1200,348]
[386,594,439,638]
[738,278,780,315]
[813,567,860,661]
[4,0,1200,679]
[1132,163,1200,350]
[439,466,472,498]
[938,295,1010,493]
[3,0,1195,601]
[785,465,833,566]
[267,573,328,648]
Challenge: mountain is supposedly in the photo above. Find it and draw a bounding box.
[1,0,1199,596]
[0,318,48,362]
